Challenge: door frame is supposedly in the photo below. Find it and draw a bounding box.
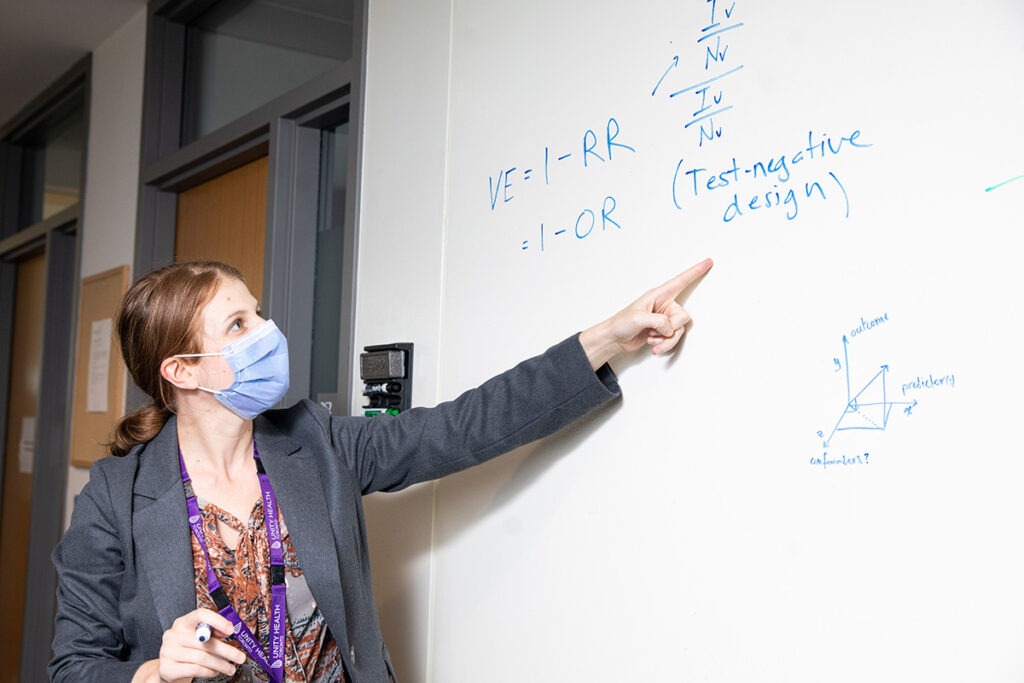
[0,57,88,681]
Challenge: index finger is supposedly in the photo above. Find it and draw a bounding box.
[650,258,713,303]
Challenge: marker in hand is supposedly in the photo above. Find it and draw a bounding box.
[196,622,212,643]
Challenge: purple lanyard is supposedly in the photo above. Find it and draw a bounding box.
[179,443,286,682]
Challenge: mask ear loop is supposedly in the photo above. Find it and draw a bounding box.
[163,351,225,412]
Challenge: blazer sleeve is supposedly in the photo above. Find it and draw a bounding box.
[330,334,621,494]
[49,461,143,683]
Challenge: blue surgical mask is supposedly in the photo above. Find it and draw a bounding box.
[175,319,290,420]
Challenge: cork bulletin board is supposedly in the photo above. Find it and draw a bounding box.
[69,265,129,467]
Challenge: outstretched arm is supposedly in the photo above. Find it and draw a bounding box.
[579,257,713,370]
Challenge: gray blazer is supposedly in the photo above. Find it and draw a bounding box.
[50,336,619,683]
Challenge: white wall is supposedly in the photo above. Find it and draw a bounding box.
[64,8,147,525]
[356,0,454,680]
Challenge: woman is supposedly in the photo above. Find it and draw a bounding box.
[49,257,712,683]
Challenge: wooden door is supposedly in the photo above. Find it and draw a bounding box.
[0,249,45,683]
[175,156,268,295]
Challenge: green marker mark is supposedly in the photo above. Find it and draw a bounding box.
[985,174,1024,192]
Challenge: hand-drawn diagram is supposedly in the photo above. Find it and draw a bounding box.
[812,314,956,469]
[820,334,916,449]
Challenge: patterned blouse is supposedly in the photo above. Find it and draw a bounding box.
[190,495,347,683]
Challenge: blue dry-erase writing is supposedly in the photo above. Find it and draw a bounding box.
[486,117,636,213]
[652,0,745,146]
[813,314,957,469]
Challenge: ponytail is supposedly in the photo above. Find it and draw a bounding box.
[108,403,171,457]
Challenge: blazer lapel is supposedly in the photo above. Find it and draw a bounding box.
[254,417,349,643]
[129,415,349,640]
[132,416,197,630]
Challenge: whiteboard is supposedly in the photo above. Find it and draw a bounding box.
[428,0,1023,680]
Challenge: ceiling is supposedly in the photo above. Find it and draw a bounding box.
[0,0,149,130]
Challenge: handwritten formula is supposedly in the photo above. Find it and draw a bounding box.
[652,0,744,147]
[479,0,876,254]
[486,116,637,253]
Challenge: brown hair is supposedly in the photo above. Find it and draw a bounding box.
[108,261,246,456]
